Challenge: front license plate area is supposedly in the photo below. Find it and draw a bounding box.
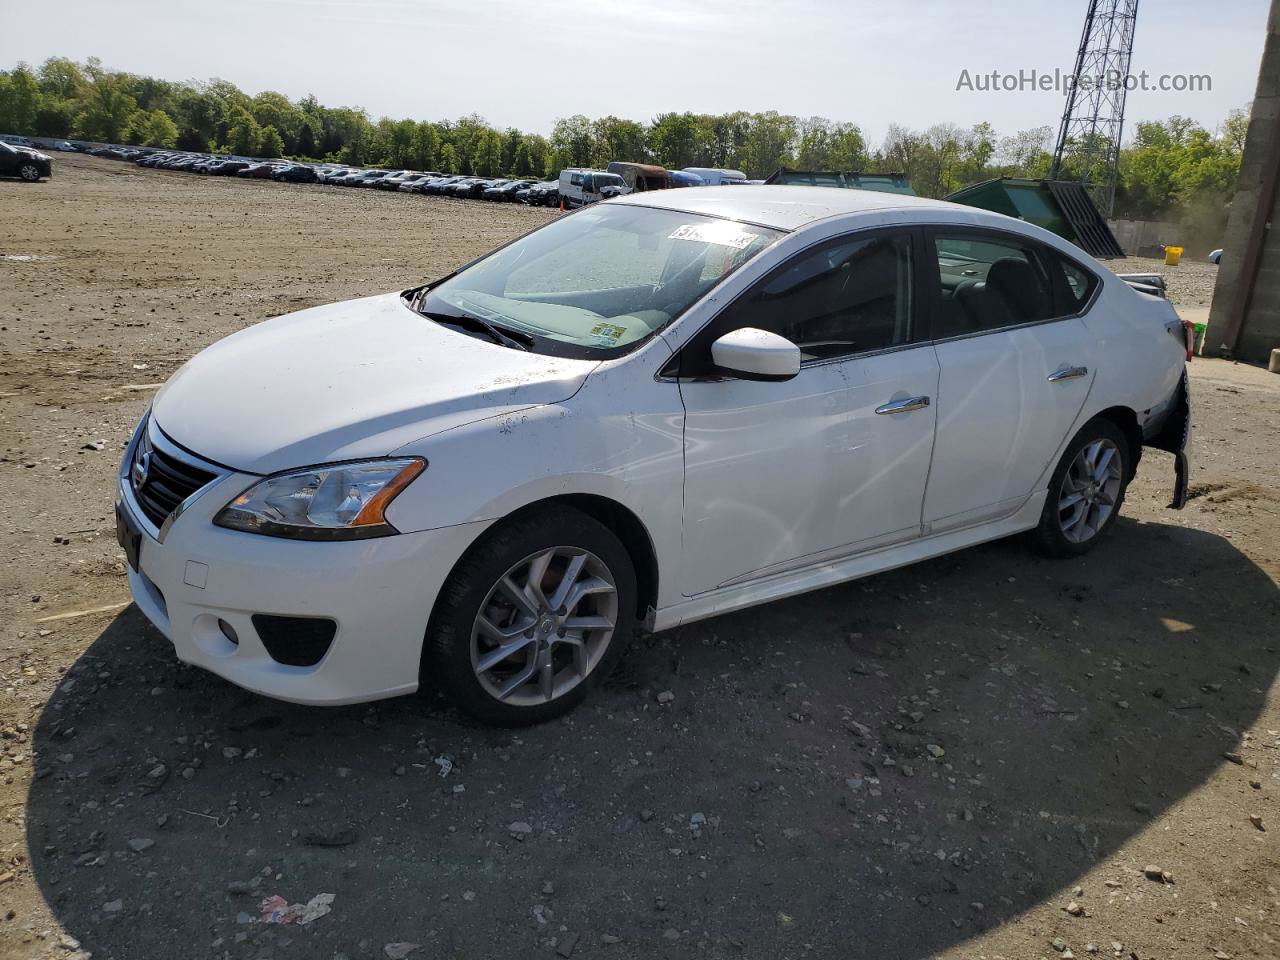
[116,503,142,572]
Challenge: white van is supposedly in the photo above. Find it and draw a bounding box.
[681,167,748,185]
[558,168,625,208]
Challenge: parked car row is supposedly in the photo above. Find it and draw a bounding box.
[75,144,567,207]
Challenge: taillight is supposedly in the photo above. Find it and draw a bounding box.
[1182,317,1195,361]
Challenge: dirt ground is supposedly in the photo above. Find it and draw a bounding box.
[1,154,1278,960]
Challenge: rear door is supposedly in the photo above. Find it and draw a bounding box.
[921,228,1101,532]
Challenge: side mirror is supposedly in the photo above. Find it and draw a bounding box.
[710,327,801,382]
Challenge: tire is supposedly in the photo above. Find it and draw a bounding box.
[19,163,42,182]
[1035,418,1130,557]
[424,505,637,726]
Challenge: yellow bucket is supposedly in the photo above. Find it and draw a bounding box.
[1164,246,1184,266]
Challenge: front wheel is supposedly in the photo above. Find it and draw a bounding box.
[19,163,42,182]
[425,506,636,726]
[1035,419,1130,557]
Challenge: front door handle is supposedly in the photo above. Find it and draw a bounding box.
[875,396,931,415]
[1047,365,1089,382]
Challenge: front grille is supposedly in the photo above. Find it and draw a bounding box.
[131,430,217,528]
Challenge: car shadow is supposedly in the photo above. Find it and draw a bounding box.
[25,518,1279,958]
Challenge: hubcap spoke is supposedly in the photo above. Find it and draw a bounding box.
[1059,437,1122,544]
[548,552,587,611]
[476,613,528,642]
[496,655,539,699]
[564,614,613,631]
[564,576,615,615]
[498,575,539,618]
[1093,446,1117,483]
[524,549,555,609]
[538,654,554,701]
[476,634,536,672]
[471,545,620,708]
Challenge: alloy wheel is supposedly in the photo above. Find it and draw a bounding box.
[470,546,618,706]
[19,164,40,182]
[1057,438,1123,543]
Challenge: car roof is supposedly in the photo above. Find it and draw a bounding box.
[609,184,976,232]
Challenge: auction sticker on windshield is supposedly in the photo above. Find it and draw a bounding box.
[668,222,757,250]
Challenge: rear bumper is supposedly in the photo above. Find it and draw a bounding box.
[1144,369,1192,509]
[118,469,489,706]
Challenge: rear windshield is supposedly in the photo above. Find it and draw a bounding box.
[416,205,781,359]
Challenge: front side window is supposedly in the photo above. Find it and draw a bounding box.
[415,205,780,358]
[931,234,1058,337]
[679,231,915,375]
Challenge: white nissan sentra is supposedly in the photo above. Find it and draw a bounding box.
[116,186,1192,725]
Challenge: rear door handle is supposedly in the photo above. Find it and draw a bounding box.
[875,396,931,415]
[1047,365,1089,382]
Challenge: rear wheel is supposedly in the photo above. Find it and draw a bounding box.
[1035,419,1130,557]
[425,506,636,726]
[19,163,42,182]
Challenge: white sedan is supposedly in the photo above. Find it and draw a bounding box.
[116,187,1192,725]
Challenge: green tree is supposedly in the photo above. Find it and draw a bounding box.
[225,108,262,156]
[648,112,701,169]
[34,101,76,137]
[296,122,317,158]
[0,65,42,134]
[474,129,503,176]
[438,142,459,174]
[127,108,179,147]
[743,112,796,177]
[251,91,303,151]
[549,114,595,168]
[376,118,416,167]
[77,65,138,142]
[258,124,285,158]
[592,115,647,165]
[513,140,533,177]
[36,57,88,101]
[411,122,439,171]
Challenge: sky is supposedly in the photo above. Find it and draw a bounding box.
[0,0,1270,143]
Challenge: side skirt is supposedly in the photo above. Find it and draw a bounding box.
[650,491,1048,632]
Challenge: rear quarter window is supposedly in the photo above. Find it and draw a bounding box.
[1044,250,1100,315]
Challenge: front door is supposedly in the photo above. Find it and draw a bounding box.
[675,229,939,596]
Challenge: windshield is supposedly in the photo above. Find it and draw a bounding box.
[416,205,781,358]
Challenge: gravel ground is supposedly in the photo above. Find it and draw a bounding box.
[1,154,1278,960]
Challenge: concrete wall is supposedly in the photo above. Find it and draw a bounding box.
[1206,0,1280,363]
[1108,219,1182,257]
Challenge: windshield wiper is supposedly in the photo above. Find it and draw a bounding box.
[420,310,533,352]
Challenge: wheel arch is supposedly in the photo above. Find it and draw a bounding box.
[511,494,660,624]
[1089,405,1143,479]
[434,493,661,628]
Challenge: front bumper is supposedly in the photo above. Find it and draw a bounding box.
[116,426,489,705]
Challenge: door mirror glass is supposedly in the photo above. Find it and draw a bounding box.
[710,328,801,382]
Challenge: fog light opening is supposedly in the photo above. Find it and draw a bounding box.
[217,619,239,646]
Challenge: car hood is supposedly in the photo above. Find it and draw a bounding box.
[152,292,597,474]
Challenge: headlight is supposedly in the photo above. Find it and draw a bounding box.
[214,458,425,540]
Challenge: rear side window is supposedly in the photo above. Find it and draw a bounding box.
[1044,250,1099,315]
[931,234,1058,338]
